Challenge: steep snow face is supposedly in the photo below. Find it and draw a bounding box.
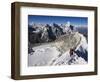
[28,32,88,66]
[28,46,60,66]
[50,33,88,65]
[74,33,88,61]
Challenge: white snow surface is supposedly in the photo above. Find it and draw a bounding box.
[28,32,88,66]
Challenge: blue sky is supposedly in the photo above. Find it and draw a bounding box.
[28,15,88,27]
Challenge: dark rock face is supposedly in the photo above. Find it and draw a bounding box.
[70,25,74,31]
[52,23,64,38]
[28,23,75,54]
[28,23,66,44]
[74,46,88,61]
[46,24,56,41]
[28,32,42,43]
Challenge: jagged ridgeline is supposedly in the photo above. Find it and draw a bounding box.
[28,23,88,66]
[29,32,81,55]
[28,23,75,44]
[53,32,81,54]
[28,23,81,54]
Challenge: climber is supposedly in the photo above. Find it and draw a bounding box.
[69,48,74,57]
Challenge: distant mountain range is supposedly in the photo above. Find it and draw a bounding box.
[76,27,88,40]
[28,23,78,44]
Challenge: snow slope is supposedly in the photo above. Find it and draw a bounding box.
[52,33,88,65]
[28,32,88,66]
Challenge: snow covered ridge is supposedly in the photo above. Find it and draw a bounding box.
[28,32,88,66]
[28,22,75,44]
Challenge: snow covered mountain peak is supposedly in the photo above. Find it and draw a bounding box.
[28,31,88,66]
